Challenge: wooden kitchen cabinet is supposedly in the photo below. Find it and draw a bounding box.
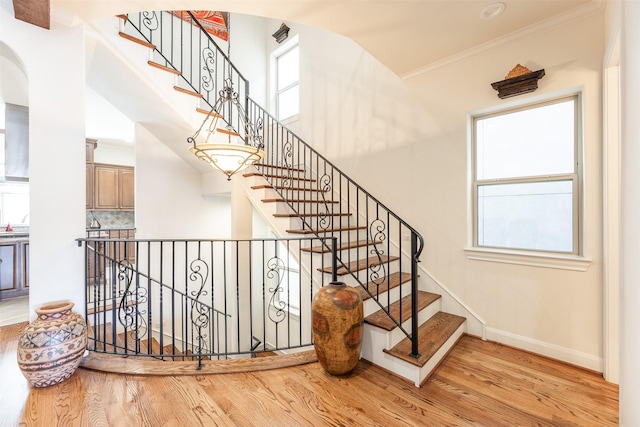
[93,164,134,211]
[118,168,135,210]
[86,163,94,209]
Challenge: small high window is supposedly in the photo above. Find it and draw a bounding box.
[273,37,299,121]
[472,95,581,254]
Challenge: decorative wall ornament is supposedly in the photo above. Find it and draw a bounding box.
[171,11,228,41]
[272,23,290,43]
[491,64,545,99]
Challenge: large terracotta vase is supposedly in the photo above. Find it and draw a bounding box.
[311,281,364,375]
[17,301,88,387]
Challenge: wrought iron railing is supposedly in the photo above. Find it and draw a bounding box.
[79,236,336,366]
[118,11,425,357]
[122,11,247,132]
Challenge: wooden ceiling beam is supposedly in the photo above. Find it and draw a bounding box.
[13,0,50,30]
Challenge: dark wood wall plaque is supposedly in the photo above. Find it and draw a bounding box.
[13,0,50,30]
[491,69,545,99]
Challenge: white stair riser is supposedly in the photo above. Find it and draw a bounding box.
[361,320,466,387]
[362,284,412,317]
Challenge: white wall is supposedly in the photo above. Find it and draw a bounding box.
[93,140,135,165]
[292,14,606,370]
[135,124,231,240]
[0,3,86,314]
[233,13,268,107]
[619,0,640,424]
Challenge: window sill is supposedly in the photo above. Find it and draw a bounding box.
[464,247,592,271]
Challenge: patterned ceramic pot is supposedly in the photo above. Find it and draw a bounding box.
[311,281,364,375]
[17,301,87,387]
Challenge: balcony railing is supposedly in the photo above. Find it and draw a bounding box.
[78,236,336,366]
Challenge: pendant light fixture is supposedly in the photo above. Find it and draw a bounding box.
[188,13,265,180]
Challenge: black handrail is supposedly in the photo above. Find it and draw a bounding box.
[118,10,425,357]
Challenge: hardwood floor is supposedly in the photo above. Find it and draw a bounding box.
[0,322,618,426]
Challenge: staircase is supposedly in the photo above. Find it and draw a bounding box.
[87,10,483,387]
[242,165,466,386]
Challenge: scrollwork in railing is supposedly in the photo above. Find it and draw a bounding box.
[188,259,211,355]
[201,47,216,93]
[117,259,148,340]
[317,173,333,230]
[369,219,388,287]
[141,11,159,31]
[253,116,265,150]
[280,135,294,189]
[266,257,286,324]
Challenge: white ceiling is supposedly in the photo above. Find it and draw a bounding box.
[2,0,603,140]
[52,0,601,77]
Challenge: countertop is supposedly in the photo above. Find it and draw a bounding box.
[0,232,29,242]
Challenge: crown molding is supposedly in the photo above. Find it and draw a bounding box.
[402,0,605,80]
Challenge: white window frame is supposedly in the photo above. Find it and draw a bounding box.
[270,35,299,123]
[464,91,591,271]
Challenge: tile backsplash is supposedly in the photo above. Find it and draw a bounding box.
[87,210,135,229]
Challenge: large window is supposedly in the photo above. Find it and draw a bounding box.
[472,95,581,254]
[273,37,299,121]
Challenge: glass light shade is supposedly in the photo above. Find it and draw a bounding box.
[189,142,265,180]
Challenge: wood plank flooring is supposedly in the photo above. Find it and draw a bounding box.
[0,322,618,426]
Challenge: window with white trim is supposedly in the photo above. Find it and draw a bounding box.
[273,37,299,121]
[472,95,581,254]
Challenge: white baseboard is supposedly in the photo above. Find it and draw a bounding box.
[485,327,603,372]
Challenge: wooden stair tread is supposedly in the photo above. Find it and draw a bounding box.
[251,184,327,192]
[353,272,412,301]
[383,312,466,367]
[255,164,305,173]
[287,225,366,235]
[174,86,203,98]
[244,172,314,182]
[147,60,180,75]
[301,238,379,253]
[146,337,162,354]
[118,31,155,49]
[364,291,440,331]
[274,212,350,218]
[261,198,339,204]
[80,350,318,375]
[319,255,400,276]
[196,107,223,118]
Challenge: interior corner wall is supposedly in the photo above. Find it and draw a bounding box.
[231,13,268,107]
[134,124,231,240]
[293,13,606,370]
[0,6,86,314]
[620,0,640,424]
